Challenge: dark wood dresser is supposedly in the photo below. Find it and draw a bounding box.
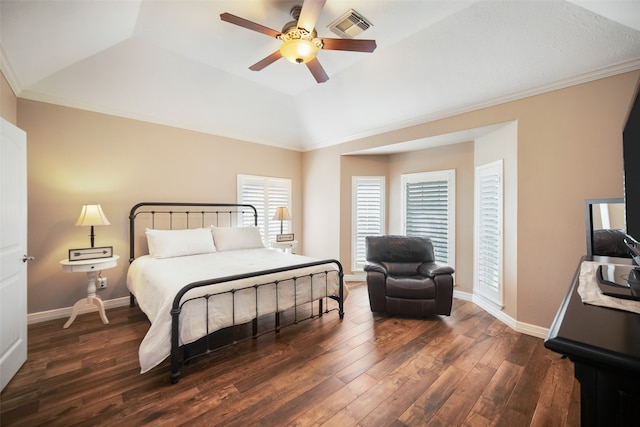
[545,256,640,427]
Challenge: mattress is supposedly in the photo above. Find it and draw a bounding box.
[126,248,345,373]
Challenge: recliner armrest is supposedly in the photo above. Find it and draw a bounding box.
[419,262,454,277]
[364,261,387,275]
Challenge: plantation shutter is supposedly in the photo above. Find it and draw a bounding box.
[400,170,455,267]
[474,160,503,306]
[403,173,453,264]
[352,177,385,270]
[237,175,291,243]
[239,182,265,229]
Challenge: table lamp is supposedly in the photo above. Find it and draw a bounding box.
[272,206,291,234]
[76,204,110,247]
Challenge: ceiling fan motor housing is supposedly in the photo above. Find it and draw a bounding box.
[290,5,302,22]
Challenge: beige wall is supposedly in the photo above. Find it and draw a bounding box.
[7,67,640,331]
[18,99,302,313]
[301,144,343,259]
[303,70,640,328]
[1,71,17,124]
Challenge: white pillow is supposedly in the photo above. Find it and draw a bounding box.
[211,226,265,251]
[146,228,216,258]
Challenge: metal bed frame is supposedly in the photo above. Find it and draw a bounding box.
[128,202,345,383]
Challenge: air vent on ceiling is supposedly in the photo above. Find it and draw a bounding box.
[328,9,372,39]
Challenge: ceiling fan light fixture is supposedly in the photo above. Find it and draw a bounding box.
[278,28,323,64]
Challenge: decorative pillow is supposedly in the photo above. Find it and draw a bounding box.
[211,226,265,251]
[146,228,216,258]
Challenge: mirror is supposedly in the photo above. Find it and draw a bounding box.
[585,198,629,257]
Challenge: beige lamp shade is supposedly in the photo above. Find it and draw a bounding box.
[76,204,110,227]
[272,207,291,234]
[272,207,291,221]
[76,204,110,247]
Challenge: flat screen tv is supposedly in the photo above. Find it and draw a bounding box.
[623,89,640,239]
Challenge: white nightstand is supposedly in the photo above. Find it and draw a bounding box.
[271,240,298,253]
[60,255,119,329]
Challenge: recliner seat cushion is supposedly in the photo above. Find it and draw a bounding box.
[386,275,435,299]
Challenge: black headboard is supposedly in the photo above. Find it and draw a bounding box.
[128,202,258,262]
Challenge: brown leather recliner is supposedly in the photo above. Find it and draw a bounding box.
[364,235,454,316]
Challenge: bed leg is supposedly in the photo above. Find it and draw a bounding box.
[170,306,182,384]
[129,292,136,307]
[275,312,280,332]
[339,272,345,319]
[170,346,181,384]
[252,318,258,337]
[319,299,323,317]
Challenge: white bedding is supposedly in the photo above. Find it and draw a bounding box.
[127,248,345,373]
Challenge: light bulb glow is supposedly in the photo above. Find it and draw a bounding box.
[280,39,319,64]
[277,27,323,64]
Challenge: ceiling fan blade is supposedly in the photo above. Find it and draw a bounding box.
[321,38,377,53]
[297,0,326,32]
[249,51,283,71]
[220,13,281,38]
[306,58,329,83]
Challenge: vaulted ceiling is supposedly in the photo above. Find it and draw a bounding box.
[2,1,640,151]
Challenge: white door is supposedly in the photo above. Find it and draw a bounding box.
[0,117,28,391]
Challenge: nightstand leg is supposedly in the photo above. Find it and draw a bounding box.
[90,296,109,325]
[62,271,110,329]
[63,298,84,329]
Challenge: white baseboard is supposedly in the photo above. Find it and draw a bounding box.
[30,277,367,325]
[345,273,366,282]
[27,288,550,339]
[452,289,548,339]
[345,283,550,339]
[514,320,549,339]
[27,296,131,325]
[453,289,473,301]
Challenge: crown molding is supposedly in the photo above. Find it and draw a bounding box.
[0,44,22,97]
[302,58,640,152]
[5,50,639,154]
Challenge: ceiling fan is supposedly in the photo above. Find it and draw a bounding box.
[220,0,377,83]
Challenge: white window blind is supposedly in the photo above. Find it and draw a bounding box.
[401,170,455,266]
[237,174,291,243]
[474,160,503,306]
[352,176,385,271]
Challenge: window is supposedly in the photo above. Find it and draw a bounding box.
[352,176,385,271]
[401,170,455,266]
[237,174,291,244]
[474,160,503,306]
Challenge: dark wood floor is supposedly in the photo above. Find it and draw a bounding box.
[1,284,580,426]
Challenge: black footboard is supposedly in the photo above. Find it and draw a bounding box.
[169,259,344,384]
